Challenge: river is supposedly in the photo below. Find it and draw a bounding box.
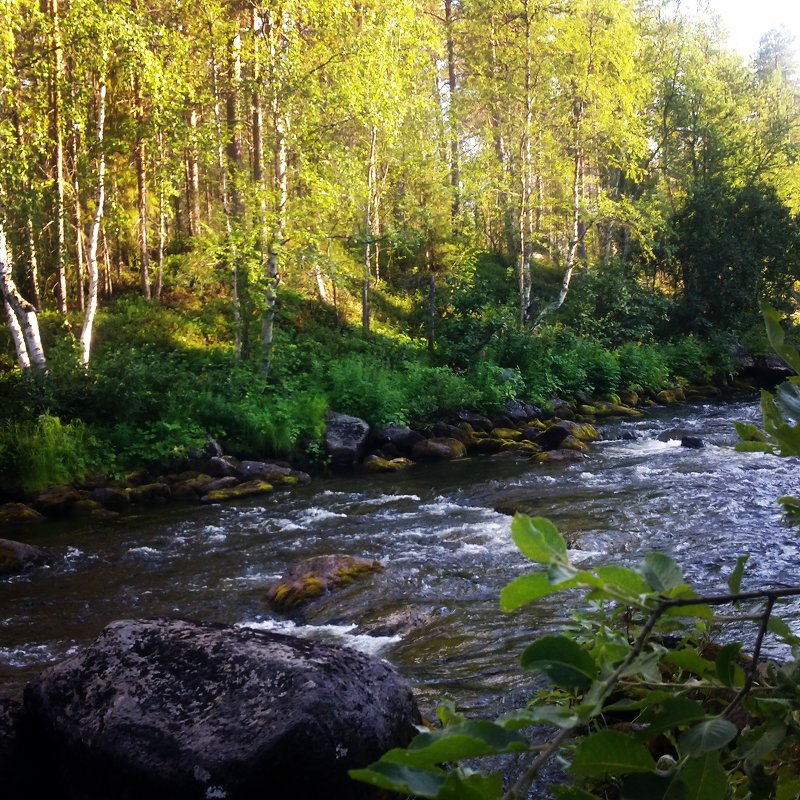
[1,399,798,722]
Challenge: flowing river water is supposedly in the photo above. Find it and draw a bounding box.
[1,399,798,725]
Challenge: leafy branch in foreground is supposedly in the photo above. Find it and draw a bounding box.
[352,515,800,800]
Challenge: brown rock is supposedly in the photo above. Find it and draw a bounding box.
[411,437,467,461]
[89,486,131,512]
[266,554,384,611]
[0,538,45,576]
[34,487,83,517]
[128,483,172,505]
[0,503,45,527]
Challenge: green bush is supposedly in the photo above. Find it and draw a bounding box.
[0,414,100,494]
[616,342,670,392]
[571,338,621,395]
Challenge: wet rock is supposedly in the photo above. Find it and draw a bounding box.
[0,503,45,527]
[326,412,371,470]
[362,455,414,473]
[0,538,45,576]
[504,399,540,422]
[531,425,570,451]
[171,474,215,503]
[201,480,273,504]
[354,607,435,637]
[553,419,599,442]
[0,698,22,789]
[206,455,241,479]
[559,435,589,452]
[456,410,493,432]
[534,448,587,463]
[23,618,419,800]
[681,436,705,449]
[89,486,130,513]
[469,437,505,454]
[491,415,516,430]
[617,389,640,406]
[372,423,425,455]
[70,499,105,517]
[128,483,171,505]
[266,554,384,612]
[432,422,472,446]
[552,401,575,420]
[491,427,523,441]
[500,441,541,456]
[203,475,240,492]
[239,461,311,486]
[33,486,82,517]
[411,437,467,461]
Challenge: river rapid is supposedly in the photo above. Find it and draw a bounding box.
[1,399,798,721]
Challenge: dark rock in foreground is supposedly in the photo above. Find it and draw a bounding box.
[680,435,705,449]
[0,538,45,575]
[23,618,419,800]
[326,412,371,470]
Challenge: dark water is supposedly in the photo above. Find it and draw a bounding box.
[1,399,798,719]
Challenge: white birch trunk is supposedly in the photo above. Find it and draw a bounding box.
[80,72,106,367]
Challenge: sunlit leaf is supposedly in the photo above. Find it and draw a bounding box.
[570,730,656,777]
[521,635,598,689]
[511,514,568,565]
[664,649,714,677]
[727,554,749,595]
[500,572,572,611]
[679,718,738,756]
[594,564,651,599]
[760,302,800,374]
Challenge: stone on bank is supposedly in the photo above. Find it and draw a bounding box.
[21,618,420,800]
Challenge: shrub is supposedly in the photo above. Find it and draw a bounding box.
[0,414,100,494]
[616,342,670,392]
[659,337,715,385]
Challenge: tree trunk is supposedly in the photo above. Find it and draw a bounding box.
[155,132,165,300]
[134,75,151,299]
[187,108,201,235]
[70,127,85,311]
[362,125,377,336]
[80,71,106,366]
[444,0,460,221]
[0,224,46,370]
[49,0,68,316]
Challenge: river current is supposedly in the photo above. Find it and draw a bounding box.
[1,399,798,720]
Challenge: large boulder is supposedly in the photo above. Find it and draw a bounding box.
[326,413,371,470]
[372,423,425,455]
[23,619,420,800]
[239,461,311,486]
[266,554,384,612]
[0,503,45,527]
[0,538,45,576]
[411,437,467,461]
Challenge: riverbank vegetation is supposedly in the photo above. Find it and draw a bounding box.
[1,0,799,493]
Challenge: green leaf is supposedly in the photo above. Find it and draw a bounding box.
[622,771,683,800]
[635,696,707,740]
[778,495,800,524]
[734,441,776,454]
[641,552,684,592]
[740,721,786,763]
[727,555,749,595]
[670,753,728,800]
[761,302,800,374]
[521,635,598,689]
[496,705,579,730]
[570,730,656,777]
[715,643,744,688]
[767,616,800,645]
[500,572,570,611]
[734,421,768,442]
[439,770,503,800]
[552,786,603,800]
[349,761,445,798]
[775,380,800,422]
[399,721,528,765]
[594,564,651,599]
[437,698,465,727]
[776,775,800,800]
[679,718,738,757]
[664,649,714,677]
[511,514,568,565]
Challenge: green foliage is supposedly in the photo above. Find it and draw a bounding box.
[658,336,735,386]
[615,343,670,392]
[0,414,100,493]
[353,515,800,799]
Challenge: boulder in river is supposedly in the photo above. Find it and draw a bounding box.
[22,618,420,800]
[201,479,273,504]
[267,554,384,611]
[372,422,425,455]
[89,486,130,512]
[33,486,82,517]
[326,412,371,470]
[680,436,705,449]
[0,538,45,576]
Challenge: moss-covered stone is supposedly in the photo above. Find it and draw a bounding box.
[128,483,172,505]
[656,389,679,405]
[411,437,467,461]
[534,449,587,463]
[470,437,505,454]
[0,538,45,576]
[0,503,45,527]
[266,554,384,611]
[363,456,414,473]
[490,427,523,441]
[202,480,273,503]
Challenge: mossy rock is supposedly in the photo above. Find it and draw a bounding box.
[470,437,505,454]
[491,427,523,441]
[559,435,589,452]
[266,554,384,612]
[656,389,679,405]
[500,441,542,455]
[202,480,273,503]
[411,437,467,461]
[0,503,45,527]
[592,402,643,419]
[617,389,640,406]
[578,405,598,417]
[0,537,45,576]
[363,456,414,473]
[33,487,83,517]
